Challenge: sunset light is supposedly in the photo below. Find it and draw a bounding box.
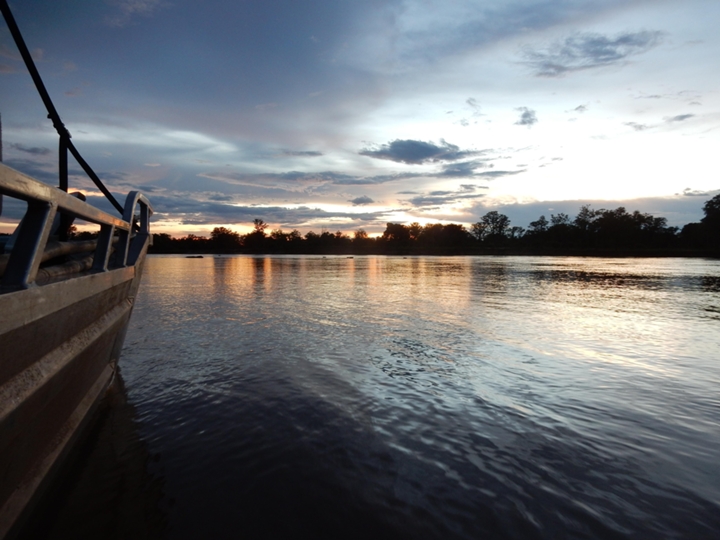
[1,0,718,239]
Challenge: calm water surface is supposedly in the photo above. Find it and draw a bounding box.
[43,256,720,539]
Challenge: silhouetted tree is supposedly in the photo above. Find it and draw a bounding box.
[702,194,720,249]
[244,220,268,253]
[408,222,422,241]
[550,213,571,226]
[253,219,268,234]
[470,221,486,241]
[479,211,511,244]
[382,223,411,254]
[527,215,548,234]
[211,226,241,253]
[416,223,471,253]
[353,229,373,254]
[150,233,174,253]
[146,197,713,255]
[509,226,525,240]
[175,234,210,253]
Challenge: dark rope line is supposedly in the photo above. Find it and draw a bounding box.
[0,0,124,214]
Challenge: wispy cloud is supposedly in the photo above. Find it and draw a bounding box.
[473,170,526,179]
[105,0,167,27]
[280,150,323,157]
[625,121,651,131]
[0,44,20,61]
[208,194,234,201]
[523,31,664,77]
[626,113,696,132]
[118,192,390,229]
[360,139,482,164]
[681,188,710,197]
[439,160,489,177]
[9,143,51,155]
[406,186,487,208]
[0,44,43,62]
[666,114,694,123]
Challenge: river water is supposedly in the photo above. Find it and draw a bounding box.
[34,256,720,539]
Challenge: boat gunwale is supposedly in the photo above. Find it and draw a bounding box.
[0,163,152,291]
[0,165,132,231]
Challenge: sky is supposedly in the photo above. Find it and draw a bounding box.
[1,0,719,236]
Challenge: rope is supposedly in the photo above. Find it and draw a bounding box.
[0,0,124,214]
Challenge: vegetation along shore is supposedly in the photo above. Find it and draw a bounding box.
[52,194,720,257]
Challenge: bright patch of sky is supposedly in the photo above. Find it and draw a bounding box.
[1,0,718,235]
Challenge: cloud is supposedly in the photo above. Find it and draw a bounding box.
[359,139,481,164]
[681,188,711,197]
[625,122,651,131]
[466,98,482,117]
[202,170,378,189]
[0,64,15,74]
[3,159,60,184]
[349,196,375,206]
[515,107,537,126]
[124,193,390,229]
[0,44,42,62]
[522,31,664,77]
[407,187,487,208]
[626,114,694,132]
[106,0,166,27]
[438,160,489,177]
[474,170,526,178]
[9,143,51,156]
[0,45,20,61]
[666,114,694,123]
[281,150,323,157]
[574,105,588,113]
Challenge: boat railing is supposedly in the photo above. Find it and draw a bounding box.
[0,163,153,292]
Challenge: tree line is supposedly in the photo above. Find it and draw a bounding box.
[149,195,720,256]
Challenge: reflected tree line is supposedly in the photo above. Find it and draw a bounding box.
[150,195,720,256]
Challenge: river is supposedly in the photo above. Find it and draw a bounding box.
[28,255,720,539]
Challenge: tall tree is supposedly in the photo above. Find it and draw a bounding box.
[210,226,241,253]
[480,211,511,243]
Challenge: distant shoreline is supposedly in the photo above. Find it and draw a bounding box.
[150,247,720,258]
